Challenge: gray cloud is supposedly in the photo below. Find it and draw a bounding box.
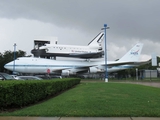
[0,0,160,60]
[1,0,160,38]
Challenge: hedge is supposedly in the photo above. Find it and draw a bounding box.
[0,78,80,110]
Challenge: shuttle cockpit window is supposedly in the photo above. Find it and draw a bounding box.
[98,48,102,51]
[34,45,39,49]
[44,43,48,46]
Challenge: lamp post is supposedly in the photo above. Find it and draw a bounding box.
[136,68,138,80]
[13,43,16,75]
[101,24,110,82]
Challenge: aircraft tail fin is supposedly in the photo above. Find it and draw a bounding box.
[118,43,143,62]
[88,32,104,47]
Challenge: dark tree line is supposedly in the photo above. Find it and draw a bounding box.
[0,50,27,73]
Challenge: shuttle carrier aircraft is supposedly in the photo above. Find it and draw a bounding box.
[5,43,149,76]
[31,32,104,59]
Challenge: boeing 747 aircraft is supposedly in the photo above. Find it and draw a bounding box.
[5,43,149,76]
[31,32,104,59]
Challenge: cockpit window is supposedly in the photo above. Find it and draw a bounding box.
[35,45,39,49]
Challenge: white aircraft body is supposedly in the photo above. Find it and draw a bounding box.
[4,43,148,76]
[31,32,104,59]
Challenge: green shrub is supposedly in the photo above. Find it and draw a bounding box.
[0,78,80,110]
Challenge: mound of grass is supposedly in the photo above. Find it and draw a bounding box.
[1,82,160,117]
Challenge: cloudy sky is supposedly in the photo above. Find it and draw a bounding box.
[0,0,160,61]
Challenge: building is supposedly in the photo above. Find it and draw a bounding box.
[139,70,158,79]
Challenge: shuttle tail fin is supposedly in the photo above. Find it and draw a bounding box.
[88,32,104,47]
[118,43,143,62]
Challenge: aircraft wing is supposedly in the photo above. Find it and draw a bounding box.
[51,60,151,73]
[105,60,151,67]
[130,60,151,65]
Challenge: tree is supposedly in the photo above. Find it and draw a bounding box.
[0,50,26,72]
[0,53,4,72]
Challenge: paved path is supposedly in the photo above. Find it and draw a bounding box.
[117,81,160,88]
[0,117,160,120]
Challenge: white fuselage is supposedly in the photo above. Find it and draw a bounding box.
[40,44,102,54]
[31,43,104,59]
[4,57,138,75]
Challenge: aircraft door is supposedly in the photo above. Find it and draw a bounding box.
[24,63,28,73]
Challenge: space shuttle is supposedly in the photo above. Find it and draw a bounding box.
[31,32,104,59]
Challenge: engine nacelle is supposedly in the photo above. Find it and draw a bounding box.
[89,67,105,73]
[61,70,69,76]
[89,67,99,73]
[61,70,77,76]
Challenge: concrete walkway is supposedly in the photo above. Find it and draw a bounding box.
[117,81,160,88]
[0,117,160,120]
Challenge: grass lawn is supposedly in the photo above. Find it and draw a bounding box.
[1,82,160,117]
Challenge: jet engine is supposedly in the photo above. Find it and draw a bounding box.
[61,70,77,76]
[89,67,105,73]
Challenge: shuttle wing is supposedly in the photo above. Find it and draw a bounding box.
[69,51,104,59]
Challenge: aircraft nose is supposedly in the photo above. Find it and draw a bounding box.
[4,62,13,71]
